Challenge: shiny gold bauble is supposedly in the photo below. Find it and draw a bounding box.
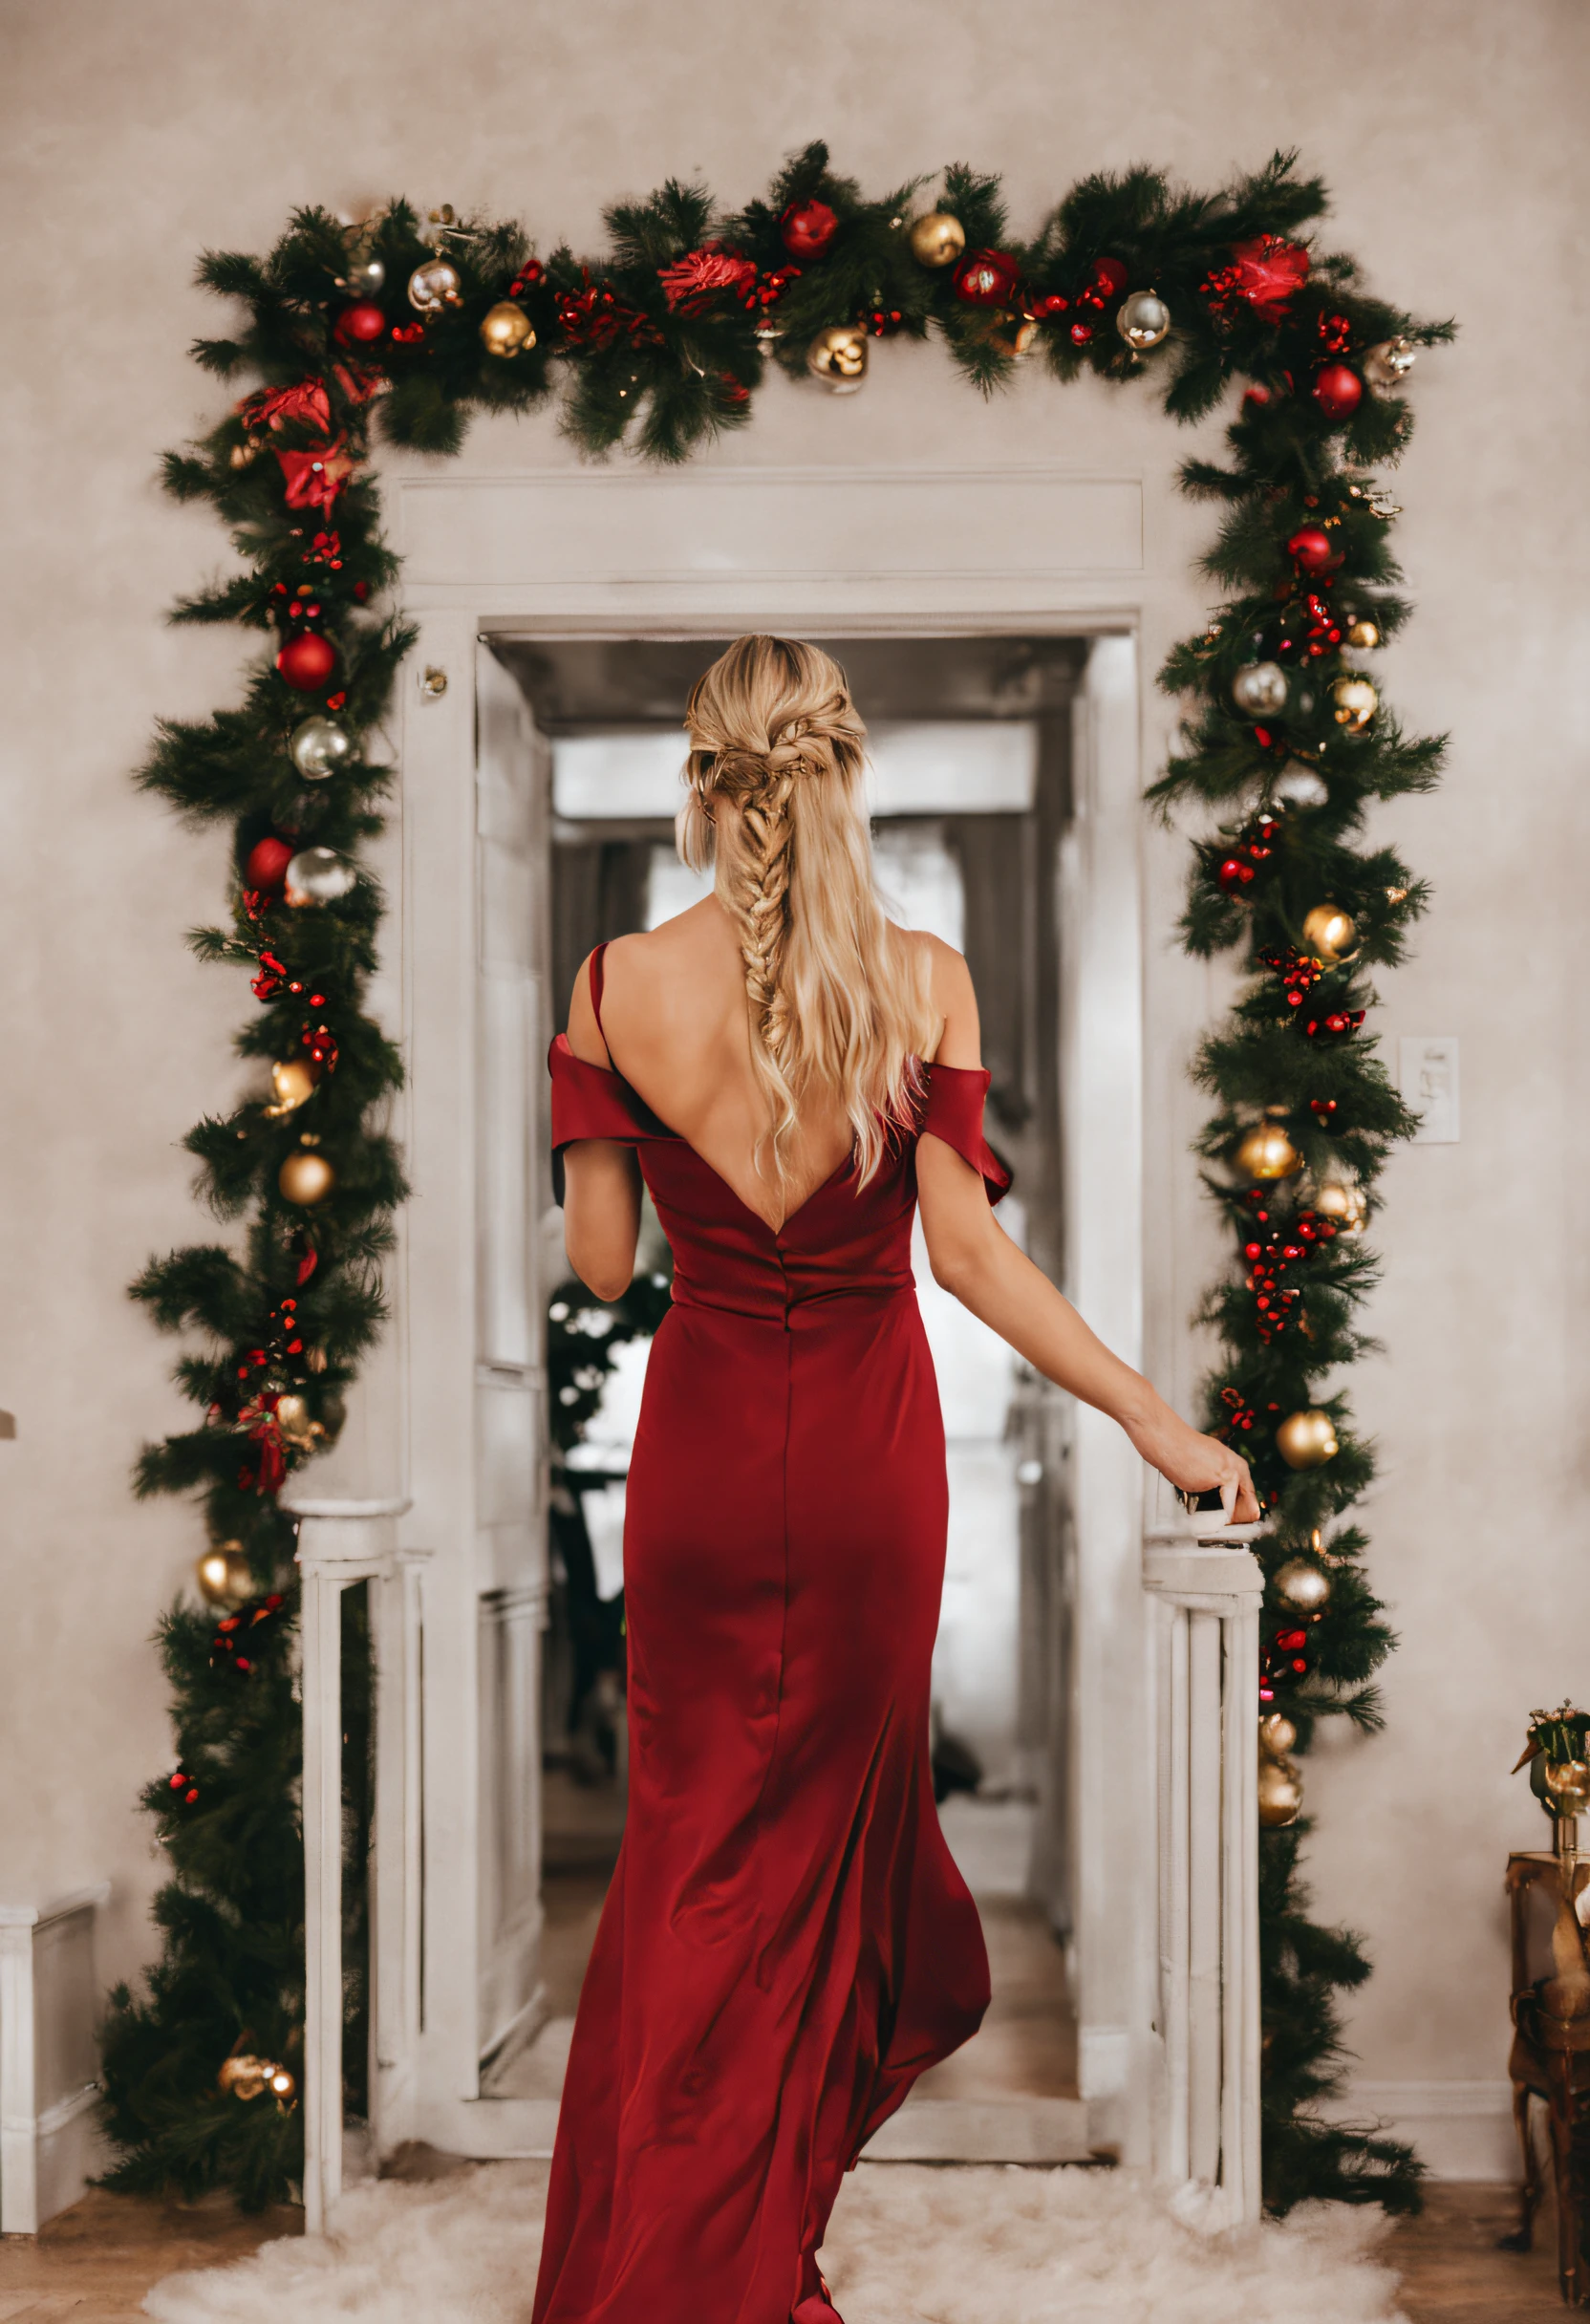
[1276,1409,1340,1471]
[1300,904,1358,965]
[219,2054,269,2101]
[1545,1760,1590,1818]
[264,1059,317,1119]
[1257,1754,1304,1828]
[480,299,535,358]
[278,1149,336,1207]
[908,211,966,268]
[1361,335,1417,393]
[984,311,1038,358]
[1344,616,1381,650]
[272,1393,322,1452]
[195,1542,252,1606]
[407,254,462,314]
[265,2064,297,2102]
[806,325,868,394]
[1331,674,1379,732]
[1235,1118,1302,1182]
[1312,1173,1368,1233]
[1274,1559,1332,1614]
[1258,1711,1300,1759]
[1115,289,1171,350]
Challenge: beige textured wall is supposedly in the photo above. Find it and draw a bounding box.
[4,0,1586,2126]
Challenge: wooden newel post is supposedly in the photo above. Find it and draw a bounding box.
[287,1494,411,2234]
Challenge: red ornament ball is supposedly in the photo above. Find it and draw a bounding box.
[333,301,386,345]
[1090,256,1128,297]
[780,199,838,259]
[954,247,1021,307]
[1312,362,1364,421]
[1286,525,1335,573]
[275,631,338,692]
[245,834,296,891]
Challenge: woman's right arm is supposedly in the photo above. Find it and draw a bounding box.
[560,954,642,1303]
[915,940,1257,1524]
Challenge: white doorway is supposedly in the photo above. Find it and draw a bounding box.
[374,464,1149,2166]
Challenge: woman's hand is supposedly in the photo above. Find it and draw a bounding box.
[1125,1409,1259,1526]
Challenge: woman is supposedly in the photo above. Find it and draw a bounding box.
[535,636,1257,2323]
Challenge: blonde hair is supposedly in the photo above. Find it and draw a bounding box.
[679,635,936,1187]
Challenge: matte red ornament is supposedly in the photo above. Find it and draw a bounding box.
[1312,362,1364,421]
[954,247,1021,307]
[244,835,295,892]
[1090,256,1128,297]
[275,632,337,691]
[780,199,839,259]
[333,301,387,346]
[1287,525,1335,573]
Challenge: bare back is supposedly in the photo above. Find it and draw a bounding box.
[566,898,975,1233]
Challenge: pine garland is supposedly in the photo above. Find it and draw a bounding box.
[113,141,1446,2210]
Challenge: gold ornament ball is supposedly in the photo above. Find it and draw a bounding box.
[1312,1173,1368,1233]
[266,2065,297,2103]
[1362,335,1417,393]
[219,2054,269,2102]
[1235,1118,1302,1182]
[1276,1408,1340,1471]
[1300,904,1358,965]
[806,325,869,394]
[1257,1754,1304,1828]
[1331,674,1379,732]
[264,1059,317,1119]
[1232,660,1289,718]
[908,211,966,268]
[407,254,462,314]
[273,1393,322,1452]
[1116,289,1171,351]
[985,311,1038,358]
[1545,1759,1590,1817]
[1274,1558,1332,1614]
[1259,1711,1300,1759]
[278,1150,336,1207]
[481,299,535,359]
[1345,616,1381,650]
[196,1542,252,1606]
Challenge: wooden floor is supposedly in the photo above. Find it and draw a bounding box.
[0,2177,1574,2319]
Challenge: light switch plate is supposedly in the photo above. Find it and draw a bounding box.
[1398,1035,1460,1143]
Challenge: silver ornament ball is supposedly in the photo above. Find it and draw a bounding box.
[408,255,462,314]
[285,847,357,906]
[1272,761,1330,810]
[342,256,386,298]
[1361,336,1417,393]
[1231,660,1289,718]
[1116,290,1171,351]
[289,717,355,783]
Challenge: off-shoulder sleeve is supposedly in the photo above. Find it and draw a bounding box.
[548,1035,666,1151]
[918,1064,1012,1205]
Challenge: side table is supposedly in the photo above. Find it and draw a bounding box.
[1505,1850,1590,2305]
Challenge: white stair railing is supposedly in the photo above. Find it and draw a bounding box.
[1143,1511,1265,2227]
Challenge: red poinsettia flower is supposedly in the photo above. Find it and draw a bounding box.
[1227,235,1310,322]
[276,437,357,511]
[657,247,759,312]
[241,378,333,436]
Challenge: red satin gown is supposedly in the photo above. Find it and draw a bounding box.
[534,944,1010,2324]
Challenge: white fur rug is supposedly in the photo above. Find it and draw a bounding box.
[142,2160,1408,2323]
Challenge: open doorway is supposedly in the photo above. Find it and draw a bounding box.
[483,633,1087,2144]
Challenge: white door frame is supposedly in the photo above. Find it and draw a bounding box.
[380,462,1155,2163]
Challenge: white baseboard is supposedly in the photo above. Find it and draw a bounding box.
[1322,2079,1517,2182]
